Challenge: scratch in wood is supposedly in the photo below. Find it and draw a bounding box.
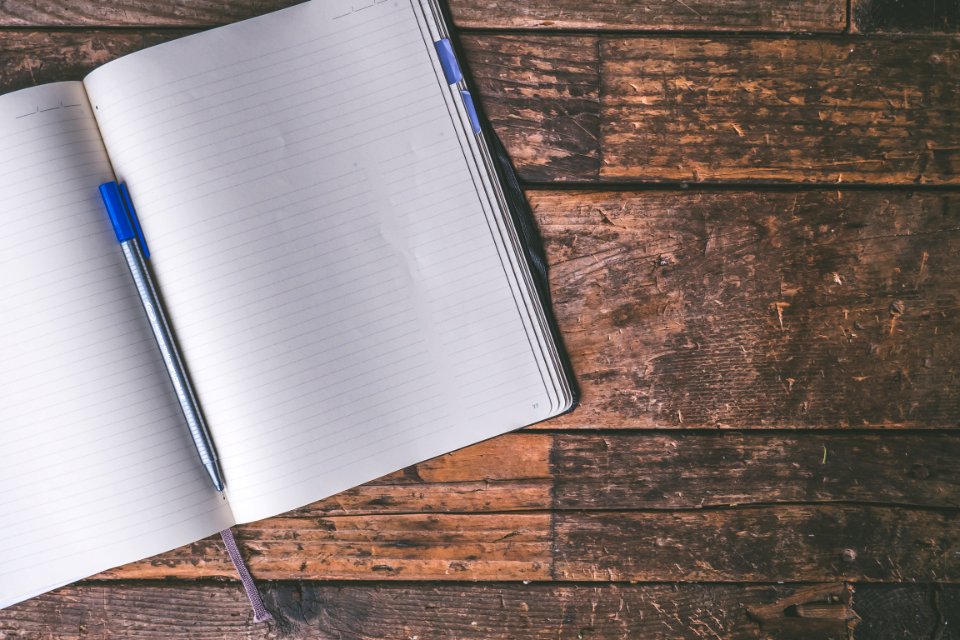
[670,0,702,18]
[771,302,791,330]
[916,251,929,288]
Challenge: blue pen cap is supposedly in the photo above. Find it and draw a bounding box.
[99,181,136,243]
[120,183,150,258]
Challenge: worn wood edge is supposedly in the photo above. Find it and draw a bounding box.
[0,0,847,32]
[7,582,959,639]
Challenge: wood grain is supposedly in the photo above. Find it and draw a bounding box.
[103,513,552,580]
[555,506,960,582]
[0,582,885,640]
[3,583,958,639]
[0,0,847,32]
[533,190,960,428]
[451,0,846,32]
[601,37,960,184]
[553,433,960,509]
[852,0,960,33]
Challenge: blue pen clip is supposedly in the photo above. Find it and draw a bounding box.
[460,90,481,135]
[99,181,150,258]
[434,39,482,135]
[434,38,462,85]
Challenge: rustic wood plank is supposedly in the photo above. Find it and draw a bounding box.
[75,505,960,582]
[0,583,876,640]
[554,433,960,509]
[6,582,958,638]
[601,37,960,184]
[534,190,960,428]
[0,0,847,32]
[102,513,552,580]
[452,0,846,32]
[852,0,960,33]
[555,506,960,582]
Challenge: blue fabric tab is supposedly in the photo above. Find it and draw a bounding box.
[120,183,150,258]
[434,38,462,85]
[99,182,136,243]
[461,90,481,134]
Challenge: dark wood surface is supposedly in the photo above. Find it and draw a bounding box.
[1,0,959,638]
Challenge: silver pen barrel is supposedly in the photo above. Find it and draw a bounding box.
[120,238,225,492]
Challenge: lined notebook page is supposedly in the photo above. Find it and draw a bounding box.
[0,83,234,608]
[85,0,555,522]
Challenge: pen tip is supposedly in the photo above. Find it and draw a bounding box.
[205,462,226,492]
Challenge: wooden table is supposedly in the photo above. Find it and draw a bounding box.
[2,1,959,637]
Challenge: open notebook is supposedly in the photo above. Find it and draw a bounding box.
[0,0,575,608]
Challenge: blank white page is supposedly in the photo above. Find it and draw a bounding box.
[85,0,557,522]
[0,83,234,609]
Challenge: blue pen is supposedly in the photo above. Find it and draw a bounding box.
[99,181,225,492]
